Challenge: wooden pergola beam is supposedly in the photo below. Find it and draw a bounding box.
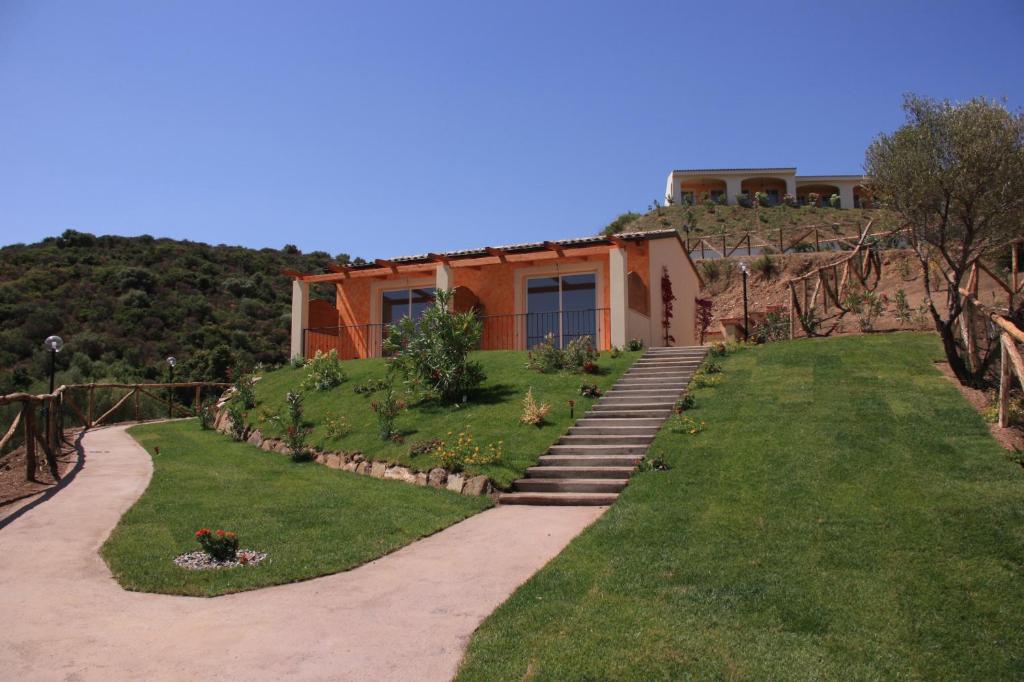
[426,252,450,265]
[542,241,565,256]
[326,263,351,276]
[484,247,507,263]
[374,258,398,273]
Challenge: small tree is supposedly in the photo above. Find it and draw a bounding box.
[865,94,1024,384]
[383,290,484,402]
[661,267,677,346]
[695,298,714,344]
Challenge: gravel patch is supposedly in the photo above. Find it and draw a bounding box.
[173,549,267,571]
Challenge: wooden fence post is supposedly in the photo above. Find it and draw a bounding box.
[87,385,94,428]
[24,403,36,482]
[135,388,140,422]
[999,335,1011,428]
[194,385,202,416]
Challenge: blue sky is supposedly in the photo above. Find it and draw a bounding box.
[2,1,1022,259]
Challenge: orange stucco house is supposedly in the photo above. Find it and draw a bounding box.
[286,229,702,360]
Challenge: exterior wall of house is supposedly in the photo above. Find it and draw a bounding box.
[294,233,703,358]
[667,168,864,207]
[647,237,700,346]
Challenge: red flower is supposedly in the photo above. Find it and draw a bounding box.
[195,528,211,538]
[216,529,225,537]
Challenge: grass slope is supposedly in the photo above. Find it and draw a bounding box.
[101,421,490,596]
[250,350,640,488]
[457,333,1024,680]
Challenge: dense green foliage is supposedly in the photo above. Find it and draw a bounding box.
[383,290,485,403]
[250,350,639,487]
[101,421,488,596]
[0,230,347,394]
[457,334,1024,680]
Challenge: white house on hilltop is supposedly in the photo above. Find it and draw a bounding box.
[665,167,870,209]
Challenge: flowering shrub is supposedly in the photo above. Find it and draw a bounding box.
[233,373,257,409]
[324,414,352,439]
[353,377,388,396]
[434,431,503,472]
[579,383,602,398]
[675,394,695,412]
[806,192,820,207]
[520,388,551,426]
[195,528,239,562]
[782,193,798,207]
[690,372,721,390]
[609,346,621,358]
[627,338,644,352]
[382,289,484,403]
[370,377,406,440]
[409,438,442,458]
[661,266,677,345]
[829,193,841,208]
[527,334,598,374]
[301,349,346,391]
[672,414,705,435]
[284,391,311,461]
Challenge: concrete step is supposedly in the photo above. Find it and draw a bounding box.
[539,454,644,467]
[602,392,680,401]
[573,417,665,427]
[632,358,703,365]
[498,492,618,506]
[584,408,672,419]
[546,443,648,456]
[590,402,674,412]
[610,383,688,391]
[513,478,629,493]
[525,465,635,479]
[568,425,661,436]
[557,434,654,446]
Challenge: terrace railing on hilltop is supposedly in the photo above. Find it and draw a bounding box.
[304,308,612,360]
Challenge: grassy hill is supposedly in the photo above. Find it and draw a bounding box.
[604,203,903,242]
[0,230,358,394]
[457,334,1024,680]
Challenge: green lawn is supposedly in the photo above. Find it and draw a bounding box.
[250,350,640,488]
[457,333,1024,680]
[101,421,490,596]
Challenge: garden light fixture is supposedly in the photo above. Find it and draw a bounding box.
[166,356,177,419]
[44,335,63,394]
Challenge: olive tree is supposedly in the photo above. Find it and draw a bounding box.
[865,94,1024,385]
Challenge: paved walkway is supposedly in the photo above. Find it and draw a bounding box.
[0,425,605,681]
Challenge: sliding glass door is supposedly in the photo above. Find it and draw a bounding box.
[526,273,596,348]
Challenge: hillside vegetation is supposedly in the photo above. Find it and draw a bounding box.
[0,230,357,394]
[604,203,902,241]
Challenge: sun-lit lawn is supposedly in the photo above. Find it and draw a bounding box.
[457,333,1024,680]
[250,349,640,488]
[100,421,490,597]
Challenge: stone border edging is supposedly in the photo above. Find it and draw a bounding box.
[212,399,493,497]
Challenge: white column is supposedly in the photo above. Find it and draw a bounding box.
[785,176,797,200]
[435,263,454,308]
[609,247,627,348]
[290,279,310,360]
[838,183,855,210]
[725,177,743,205]
[665,173,681,206]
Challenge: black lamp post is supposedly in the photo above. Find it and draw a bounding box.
[166,356,177,419]
[739,262,750,341]
[44,335,64,394]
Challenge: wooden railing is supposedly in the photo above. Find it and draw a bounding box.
[0,381,232,483]
[782,220,882,337]
[685,222,909,260]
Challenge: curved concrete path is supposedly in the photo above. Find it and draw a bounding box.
[0,425,605,681]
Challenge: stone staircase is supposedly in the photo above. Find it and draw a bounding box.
[498,346,708,506]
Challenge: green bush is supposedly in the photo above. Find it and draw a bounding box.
[527,334,598,374]
[383,289,484,403]
[370,376,405,441]
[751,254,777,280]
[752,312,789,343]
[283,391,310,461]
[627,338,644,352]
[301,349,346,391]
[829,193,842,208]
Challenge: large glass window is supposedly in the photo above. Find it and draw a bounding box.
[382,287,436,325]
[526,273,596,348]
